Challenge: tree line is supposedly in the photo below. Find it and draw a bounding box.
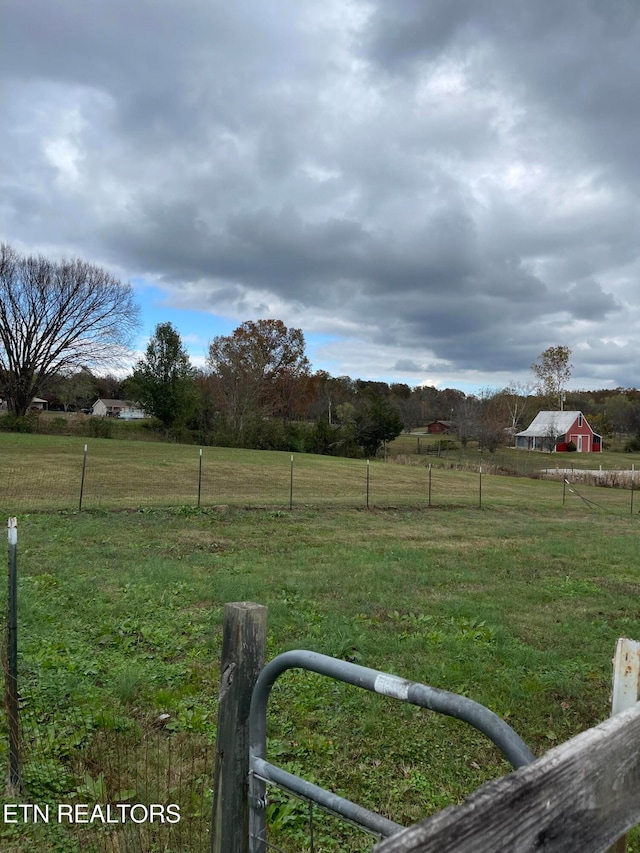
[8,322,640,455]
[3,243,640,456]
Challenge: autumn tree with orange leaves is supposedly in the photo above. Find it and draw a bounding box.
[207,319,313,436]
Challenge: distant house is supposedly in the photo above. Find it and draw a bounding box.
[0,397,48,411]
[426,420,452,434]
[91,399,146,419]
[515,411,602,453]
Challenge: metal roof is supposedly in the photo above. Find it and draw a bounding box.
[516,411,585,437]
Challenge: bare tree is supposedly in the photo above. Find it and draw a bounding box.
[502,381,534,440]
[543,414,561,452]
[476,387,509,453]
[0,243,139,416]
[454,394,480,448]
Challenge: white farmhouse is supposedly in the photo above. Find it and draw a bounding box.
[91,399,146,419]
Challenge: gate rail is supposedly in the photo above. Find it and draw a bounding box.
[247,649,535,852]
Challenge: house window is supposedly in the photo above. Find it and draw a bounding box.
[578,414,583,427]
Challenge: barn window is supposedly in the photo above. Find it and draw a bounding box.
[578,413,583,427]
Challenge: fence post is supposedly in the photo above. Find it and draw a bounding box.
[366,460,370,509]
[608,637,640,853]
[289,455,294,510]
[479,466,482,509]
[79,443,88,511]
[631,465,634,516]
[198,448,203,509]
[6,517,20,792]
[211,602,268,853]
[428,463,432,507]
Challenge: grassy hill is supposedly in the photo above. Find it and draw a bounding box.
[2,431,639,516]
[0,434,639,850]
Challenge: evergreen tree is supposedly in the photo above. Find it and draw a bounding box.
[354,393,404,457]
[132,323,196,428]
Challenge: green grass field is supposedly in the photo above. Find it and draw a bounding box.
[389,431,640,475]
[2,431,640,517]
[1,433,639,850]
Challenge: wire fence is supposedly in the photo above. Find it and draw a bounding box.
[1,439,639,517]
[0,719,213,852]
[261,782,382,852]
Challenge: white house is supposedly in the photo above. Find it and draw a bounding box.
[91,399,146,419]
[0,397,48,411]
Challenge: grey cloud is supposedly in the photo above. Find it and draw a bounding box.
[359,0,483,70]
[2,0,640,388]
[361,0,640,182]
[393,359,424,372]
[565,280,622,321]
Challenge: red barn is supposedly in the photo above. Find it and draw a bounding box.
[515,411,602,452]
[426,420,452,434]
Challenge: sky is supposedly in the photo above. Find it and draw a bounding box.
[2,0,640,394]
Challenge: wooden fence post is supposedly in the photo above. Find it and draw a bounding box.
[608,637,640,853]
[211,602,268,853]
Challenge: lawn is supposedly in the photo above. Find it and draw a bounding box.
[1,435,639,850]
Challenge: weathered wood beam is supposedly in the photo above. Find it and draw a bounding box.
[211,602,268,853]
[374,702,640,853]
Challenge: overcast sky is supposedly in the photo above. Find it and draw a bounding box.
[2,0,640,393]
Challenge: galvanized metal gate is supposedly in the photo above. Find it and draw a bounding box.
[247,650,535,852]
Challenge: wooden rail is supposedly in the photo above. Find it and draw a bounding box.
[209,604,639,853]
[373,701,640,853]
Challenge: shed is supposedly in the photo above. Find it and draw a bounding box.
[426,420,452,434]
[515,411,602,453]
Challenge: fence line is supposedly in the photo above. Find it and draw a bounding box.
[2,443,639,517]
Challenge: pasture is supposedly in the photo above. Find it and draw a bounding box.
[0,433,639,850]
[389,430,640,475]
[2,431,640,516]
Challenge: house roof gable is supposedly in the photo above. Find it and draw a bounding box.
[92,399,133,409]
[516,411,588,438]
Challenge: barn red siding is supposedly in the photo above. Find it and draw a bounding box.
[563,415,600,452]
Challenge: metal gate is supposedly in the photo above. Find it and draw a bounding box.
[248,650,535,852]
